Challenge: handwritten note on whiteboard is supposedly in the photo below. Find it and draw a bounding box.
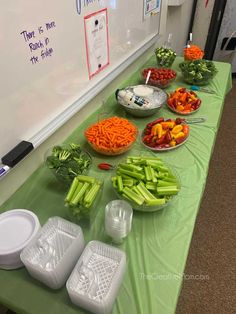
[84,8,109,79]
[20,21,56,65]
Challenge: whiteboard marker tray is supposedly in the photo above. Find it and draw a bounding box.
[20,216,84,289]
[66,241,126,314]
[0,209,40,270]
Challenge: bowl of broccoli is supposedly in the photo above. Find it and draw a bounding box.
[45,143,92,184]
[179,59,218,86]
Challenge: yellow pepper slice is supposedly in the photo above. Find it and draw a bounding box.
[172,131,185,139]
[151,123,163,138]
[172,125,183,134]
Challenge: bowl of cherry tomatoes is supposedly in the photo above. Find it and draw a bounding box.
[142,67,177,89]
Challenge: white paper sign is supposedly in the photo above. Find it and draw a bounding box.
[84,8,109,79]
[143,0,161,18]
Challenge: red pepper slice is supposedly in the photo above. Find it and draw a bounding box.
[147,117,164,128]
[98,163,114,170]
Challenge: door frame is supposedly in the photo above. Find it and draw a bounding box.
[204,0,227,60]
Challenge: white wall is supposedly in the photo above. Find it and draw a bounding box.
[192,0,215,50]
[163,0,194,55]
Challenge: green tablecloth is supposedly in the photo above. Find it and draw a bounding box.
[0,56,232,314]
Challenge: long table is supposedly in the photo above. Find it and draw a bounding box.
[0,56,232,314]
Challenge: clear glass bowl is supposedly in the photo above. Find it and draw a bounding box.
[45,144,92,185]
[87,139,136,156]
[141,68,177,89]
[111,160,181,212]
[65,179,103,223]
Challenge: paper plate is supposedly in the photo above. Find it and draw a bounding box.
[0,209,40,270]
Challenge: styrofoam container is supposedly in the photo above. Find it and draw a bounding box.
[20,216,84,289]
[66,240,126,314]
[0,209,41,270]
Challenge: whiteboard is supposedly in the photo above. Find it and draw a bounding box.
[0,0,161,159]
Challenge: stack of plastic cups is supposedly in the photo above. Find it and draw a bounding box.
[105,200,133,244]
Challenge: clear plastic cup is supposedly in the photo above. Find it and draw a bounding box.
[105,200,133,244]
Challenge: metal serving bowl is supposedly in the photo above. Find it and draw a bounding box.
[117,85,167,117]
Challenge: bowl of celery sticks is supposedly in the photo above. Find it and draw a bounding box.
[111,155,180,212]
[64,175,103,222]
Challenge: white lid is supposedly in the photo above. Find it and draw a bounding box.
[0,209,40,255]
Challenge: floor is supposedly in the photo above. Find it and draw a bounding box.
[1,80,235,314]
[176,78,236,314]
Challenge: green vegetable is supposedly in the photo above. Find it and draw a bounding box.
[122,187,145,206]
[65,175,102,219]
[117,175,124,192]
[46,143,91,183]
[157,186,179,196]
[112,156,180,208]
[155,47,176,67]
[179,59,218,85]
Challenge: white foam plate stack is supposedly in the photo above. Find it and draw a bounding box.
[66,240,126,314]
[20,216,85,289]
[0,209,41,270]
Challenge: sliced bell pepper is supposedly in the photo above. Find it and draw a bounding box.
[172,125,183,134]
[165,131,172,143]
[161,121,176,129]
[147,117,164,128]
[172,131,185,139]
[169,140,176,147]
[156,134,166,145]
[175,136,187,144]
[182,124,189,135]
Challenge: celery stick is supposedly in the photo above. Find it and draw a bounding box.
[117,172,132,180]
[111,176,117,182]
[148,166,156,183]
[157,165,169,173]
[123,187,145,205]
[117,175,123,192]
[84,183,101,207]
[140,156,161,161]
[156,172,165,179]
[137,182,156,200]
[76,175,95,184]
[146,160,163,167]
[123,179,134,187]
[119,168,145,180]
[84,182,100,203]
[157,186,179,196]
[144,166,151,181]
[146,182,157,190]
[132,186,140,195]
[162,176,178,183]
[127,156,142,160]
[65,177,79,203]
[121,193,134,202]
[157,180,176,187]
[119,163,143,172]
[68,181,83,203]
[71,182,90,205]
[146,198,166,206]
